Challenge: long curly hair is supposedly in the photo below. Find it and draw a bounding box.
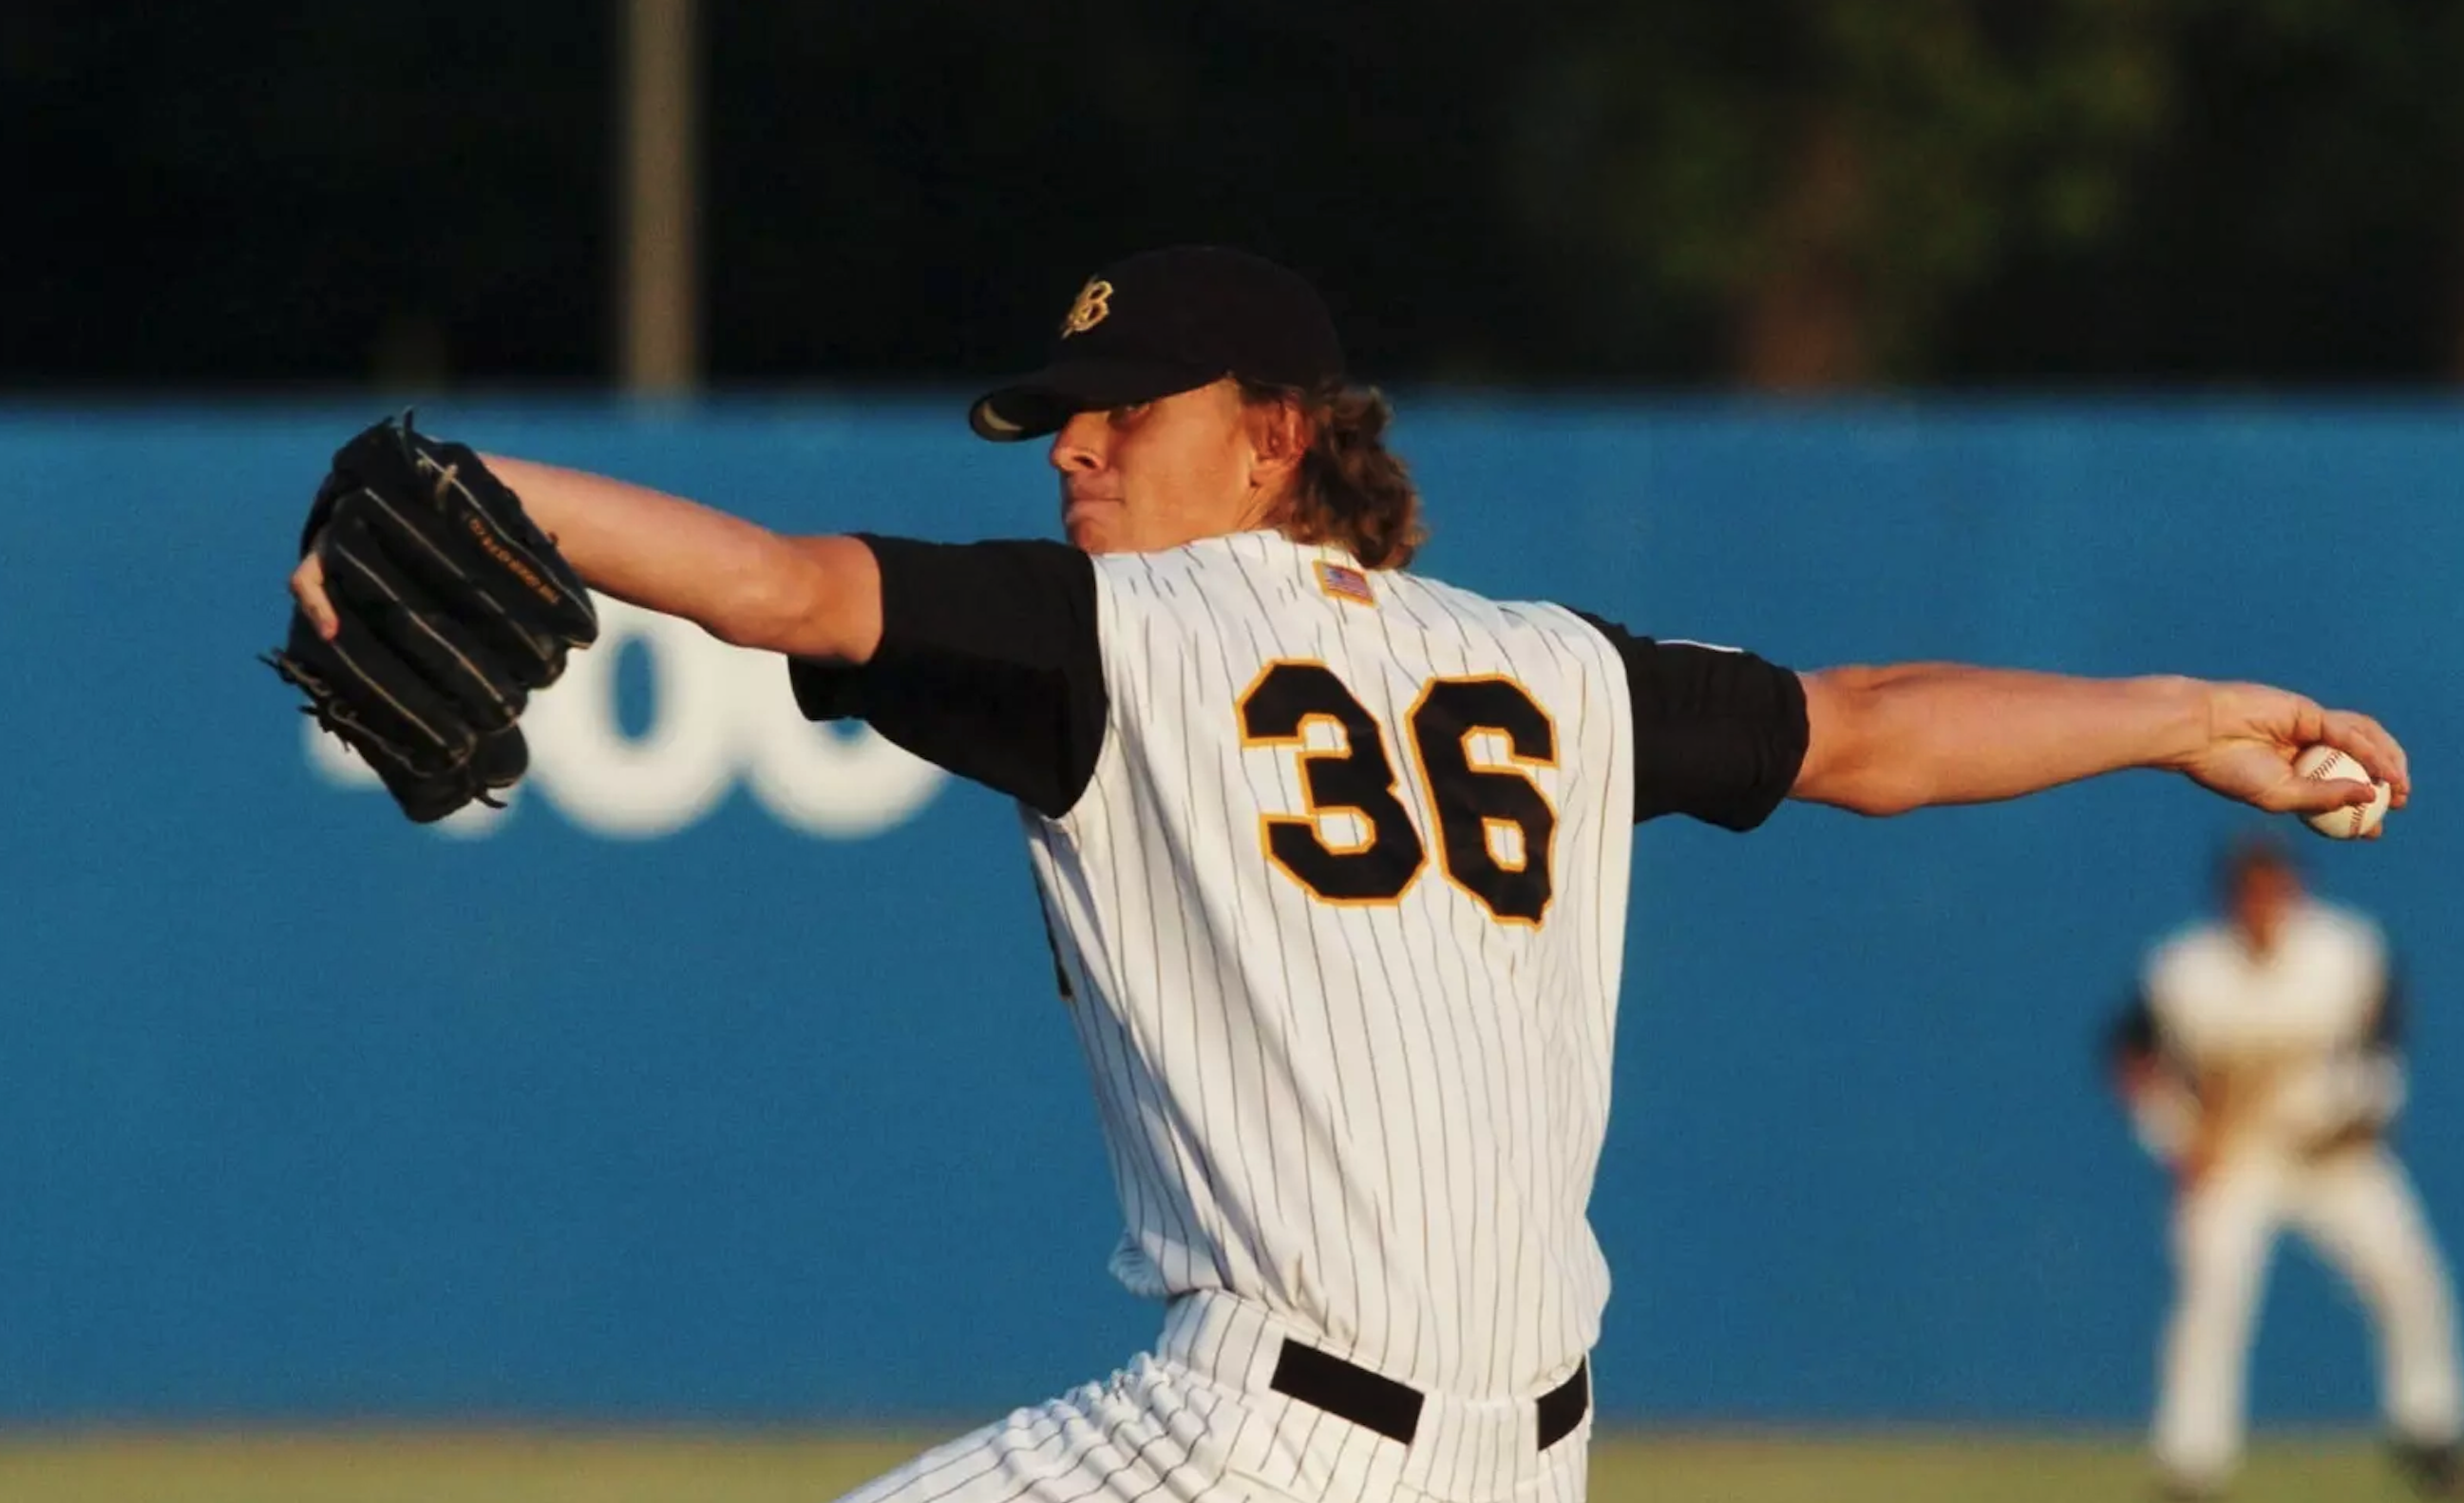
[1241,378,1427,570]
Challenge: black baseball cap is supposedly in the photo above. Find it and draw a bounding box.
[969,246,1345,442]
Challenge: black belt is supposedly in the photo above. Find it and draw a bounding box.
[1268,1340,1589,1450]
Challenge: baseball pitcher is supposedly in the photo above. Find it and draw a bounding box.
[275,247,2413,1503]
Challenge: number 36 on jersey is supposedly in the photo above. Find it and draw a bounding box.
[1236,660,1557,926]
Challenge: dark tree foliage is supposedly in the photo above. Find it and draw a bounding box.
[700,1,1562,384]
[1946,0,2464,387]
[6,4,613,390]
[6,0,2462,390]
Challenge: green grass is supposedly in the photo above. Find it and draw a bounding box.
[1594,1433,2410,1501]
[0,1430,2420,1502]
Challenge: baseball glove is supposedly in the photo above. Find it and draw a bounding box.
[263,414,599,823]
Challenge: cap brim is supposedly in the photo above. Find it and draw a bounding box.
[968,356,1217,442]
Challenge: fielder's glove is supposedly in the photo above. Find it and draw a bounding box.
[263,414,599,823]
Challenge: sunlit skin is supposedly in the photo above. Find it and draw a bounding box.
[277,388,2414,825]
[1049,378,1305,555]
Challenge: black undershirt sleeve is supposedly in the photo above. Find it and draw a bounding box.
[787,536,1109,819]
[1571,612,1810,830]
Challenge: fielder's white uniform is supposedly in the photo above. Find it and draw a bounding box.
[792,531,1810,1503]
[2117,898,2462,1492]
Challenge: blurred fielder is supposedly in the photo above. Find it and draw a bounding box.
[281,247,2413,1503]
[2109,835,2461,1499]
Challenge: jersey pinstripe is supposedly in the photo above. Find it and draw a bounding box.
[1021,530,1637,1402]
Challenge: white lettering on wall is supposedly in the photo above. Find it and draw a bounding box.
[302,597,945,839]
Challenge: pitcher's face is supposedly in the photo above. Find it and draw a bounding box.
[1046,380,1260,555]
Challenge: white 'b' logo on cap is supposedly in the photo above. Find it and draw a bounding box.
[1060,278,1112,337]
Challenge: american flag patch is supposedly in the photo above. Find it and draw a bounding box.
[1315,561,1375,606]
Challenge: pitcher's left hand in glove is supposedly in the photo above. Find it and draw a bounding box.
[265,414,599,823]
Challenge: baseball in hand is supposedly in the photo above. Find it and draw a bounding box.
[2293,744,2391,839]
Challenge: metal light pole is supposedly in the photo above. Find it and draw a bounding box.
[621,0,699,394]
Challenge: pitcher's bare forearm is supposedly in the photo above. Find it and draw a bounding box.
[1794,664,2407,819]
[482,457,881,662]
[1794,665,2205,814]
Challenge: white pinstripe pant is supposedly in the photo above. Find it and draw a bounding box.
[837,1294,1593,1503]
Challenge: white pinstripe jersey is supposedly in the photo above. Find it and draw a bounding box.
[1022,531,1637,1400]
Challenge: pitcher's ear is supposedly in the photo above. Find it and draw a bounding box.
[1244,390,1311,476]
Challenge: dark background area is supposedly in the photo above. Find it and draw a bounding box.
[9,0,2464,392]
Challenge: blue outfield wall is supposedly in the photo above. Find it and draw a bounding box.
[3,397,2461,1427]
